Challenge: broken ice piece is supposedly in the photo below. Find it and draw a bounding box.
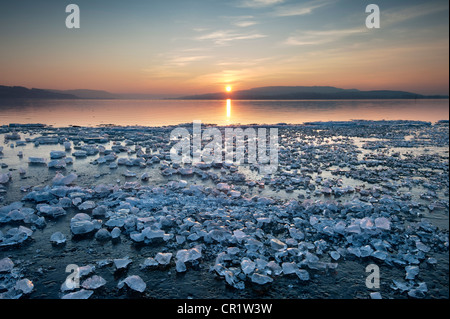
[50,232,66,245]
[241,258,256,275]
[61,289,94,299]
[270,238,287,251]
[0,257,14,273]
[114,257,132,270]
[374,217,391,231]
[405,266,419,280]
[155,252,172,265]
[250,273,273,285]
[370,292,382,299]
[296,269,310,281]
[28,157,46,164]
[81,275,107,290]
[118,275,146,293]
[176,260,187,273]
[50,151,66,159]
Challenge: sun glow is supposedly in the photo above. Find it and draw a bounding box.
[226,86,232,92]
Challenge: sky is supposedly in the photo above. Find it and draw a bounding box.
[0,0,448,96]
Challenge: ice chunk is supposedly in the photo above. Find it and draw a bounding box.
[79,265,95,278]
[347,246,361,257]
[176,247,202,263]
[391,280,414,292]
[360,217,374,230]
[70,213,95,235]
[370,292,382,299]
[62,289,94,299]
[407,282,428,299]
[95,228,111,241]
[270,238,287,251]
[118,275,146,293]
[28,157,46,164]
[176,260,187,273]
[415,241,430,253]
[78,201,96,211]
[52,173,77,186]
[155,252,172,265]
[0,226,32,247]
[296,269,310,281]
[81,275,106,290]
[360,245,374,257]
[39,206,66,218]
[216,183,231,192]
[15,278,34,295]
[111,227,121,239]
[0,257,14,273]
[282,262,298,275]
[251,273,273,285]
[374,217,391,231]
[241,258,256,275]
[140,257,158,269]
[114,257,132,270]
[233,229,247,242]
[289,227,305,240]
[330,251,341,261]
[405,266,419,280]
[371,250,388,261]
[72,151,87,158]
[48,159,67,169]
[346,224,361,234]
[0,173,11,184]
[142,227,166,240]
[50,232,67,245]
[266,261,282,276]
[50,151,66,159]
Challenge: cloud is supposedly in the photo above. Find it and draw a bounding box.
[238,0,284,8]
[168,55,211,67]
[382,2,449,27]
[234,20,258,27]
[225,15,259,28]
[272,0,331,17]
[284,27,366,46]
[196,30,267,45]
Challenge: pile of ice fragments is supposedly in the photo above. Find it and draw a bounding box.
[0,121,448,299]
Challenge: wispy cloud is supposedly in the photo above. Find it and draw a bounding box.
[382,2,449,26]
[285,27,366,46]
[196,30,267,45]
[238,0,284,8]
[272,0,331,17]
[226,15,259,28]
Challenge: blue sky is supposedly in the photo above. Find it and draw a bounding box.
[0,0,448,95]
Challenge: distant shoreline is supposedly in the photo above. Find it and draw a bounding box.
[1,85,448,100]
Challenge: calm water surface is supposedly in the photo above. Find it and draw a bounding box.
[0,99,448,127]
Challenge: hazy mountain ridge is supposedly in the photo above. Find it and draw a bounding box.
[0,85,78,99]
[1,85,448,100]
[178,86,448,100]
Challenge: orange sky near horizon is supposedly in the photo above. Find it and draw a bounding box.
[0,0,448,96]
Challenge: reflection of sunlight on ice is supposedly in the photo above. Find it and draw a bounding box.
[226,99,231,119]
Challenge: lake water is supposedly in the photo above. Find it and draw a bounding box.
[0,98,448,127]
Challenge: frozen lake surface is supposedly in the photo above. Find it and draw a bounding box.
[0,120,448,299]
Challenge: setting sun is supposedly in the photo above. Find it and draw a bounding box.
[226,86,232,92]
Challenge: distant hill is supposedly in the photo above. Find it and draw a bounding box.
[47,89,120,99]
[0,85,180,100]
[178,86,449,100]
[0,85,78,99]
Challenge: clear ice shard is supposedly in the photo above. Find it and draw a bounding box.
[61,289,94,299]
[81,275,107,290]
[118,275,146,293]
